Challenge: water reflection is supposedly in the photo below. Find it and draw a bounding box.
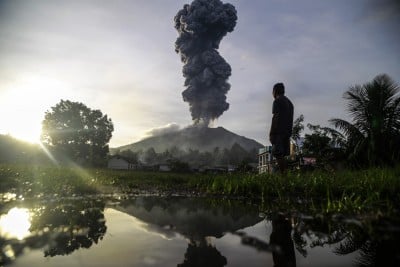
[0,198,106,265]
[0,196,399,266]
[178,239,227,267]
[115,197,262,267]
[290,214,400,267]
[270,214,296,267]
[29,198,106,257]
[0,207,31,240]
[115,197,262,240]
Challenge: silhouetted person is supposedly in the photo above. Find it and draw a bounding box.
[270,214,296,267]
[269,83,294,174]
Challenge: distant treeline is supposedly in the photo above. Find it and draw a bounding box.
[0,134,258,168]
[0,135,49,164]
[113,143,258,168]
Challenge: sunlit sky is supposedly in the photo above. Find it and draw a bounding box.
[0,0,399,147]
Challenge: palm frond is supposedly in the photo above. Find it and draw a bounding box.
[329,118,363,139]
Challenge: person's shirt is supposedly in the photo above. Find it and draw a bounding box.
[270,95,294,137]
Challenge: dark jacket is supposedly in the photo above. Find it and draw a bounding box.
[269,95,294,142]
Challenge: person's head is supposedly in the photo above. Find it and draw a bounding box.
[273,83,285,98]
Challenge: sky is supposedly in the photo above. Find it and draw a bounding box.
[0,0,399,147]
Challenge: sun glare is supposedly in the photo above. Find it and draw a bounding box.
[0,74,69,144]
[0,207,32,240]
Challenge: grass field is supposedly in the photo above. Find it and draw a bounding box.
[1,164,399,216]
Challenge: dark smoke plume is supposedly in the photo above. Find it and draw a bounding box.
[174,0,237,126]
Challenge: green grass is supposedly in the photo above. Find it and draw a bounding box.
[1,163,399,215]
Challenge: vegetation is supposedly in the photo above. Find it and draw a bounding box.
[41,100,114,167]
[113,142,258,168]
[0,135,47,164]
[1,74,400,219]
[330,74,400,167]
[302,123,345,164]
[291,114,304,152]
[1,164,399,216]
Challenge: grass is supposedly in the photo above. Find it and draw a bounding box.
[1,163,399,216]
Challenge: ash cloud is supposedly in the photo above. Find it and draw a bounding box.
[145,123,181,137]
[174,0,237,126]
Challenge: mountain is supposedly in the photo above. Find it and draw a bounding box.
[112,126,263,154]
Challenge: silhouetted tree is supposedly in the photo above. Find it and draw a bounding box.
[302,123,345,164]
[143,147,157,164]
[291,114,304,153]
[41,100,113,166]
[167,158,191,172]
[330,74,400,166]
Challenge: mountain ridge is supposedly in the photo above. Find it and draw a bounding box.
[111,126,263,154]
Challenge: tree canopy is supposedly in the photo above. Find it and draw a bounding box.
[41,100,114,166]
[330,74,400,166]
[302,123,345,163]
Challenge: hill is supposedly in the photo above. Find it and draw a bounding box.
[112,126,263,154]
[0,134,47,164]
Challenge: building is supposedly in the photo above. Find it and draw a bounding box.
[159,164,172,172]
[258,143,297,174]
[107,156,136,170]
[258,146,274,174]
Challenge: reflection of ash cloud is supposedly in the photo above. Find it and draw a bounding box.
[178,239,227,267]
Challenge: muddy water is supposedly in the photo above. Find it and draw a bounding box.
[0,196,399,266]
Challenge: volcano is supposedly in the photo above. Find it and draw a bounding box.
[113,126,263,154]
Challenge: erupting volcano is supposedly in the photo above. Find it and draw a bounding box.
[174,0,237,127]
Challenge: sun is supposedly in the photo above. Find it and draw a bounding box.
[2,118,42,144]
[0,85,43,143]
[0,74,69,144]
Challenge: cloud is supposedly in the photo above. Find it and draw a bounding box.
[362,0,400,21]
[144,123,181,138]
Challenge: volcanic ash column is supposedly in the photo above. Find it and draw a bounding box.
[174,0,237,127]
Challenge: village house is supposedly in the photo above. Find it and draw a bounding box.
[258,143,298,174]
[258,146,273,174]
[107,155,137,170]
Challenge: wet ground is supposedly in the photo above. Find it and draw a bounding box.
[1,195,399,266]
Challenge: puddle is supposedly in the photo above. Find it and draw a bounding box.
[0,196,399,266]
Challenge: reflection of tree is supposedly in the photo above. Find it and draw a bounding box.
[29,198,107,257]
[236,212,400,267]
[333,222,400,267]
[0,198,106,265]
[178,239,227,267]
[291,215,400,267]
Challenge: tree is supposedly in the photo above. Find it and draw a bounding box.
[143,147,157,164]
[167,158,191,173]
[330,74,400,166]
[41,100,114,166]
[302,123,345,163]
[291,115,304,148]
